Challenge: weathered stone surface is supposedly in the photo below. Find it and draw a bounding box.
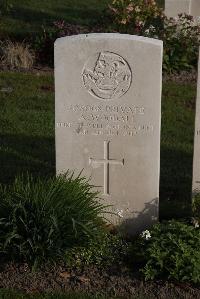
[192,48,200,194]
[165,0,200,18]
[190,0,200,17]
[165,0,190,17]
[55,33,163,235]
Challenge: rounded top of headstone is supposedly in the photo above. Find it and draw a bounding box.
[54,33,163,48]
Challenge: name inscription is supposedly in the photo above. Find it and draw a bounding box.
[57,104,154,137]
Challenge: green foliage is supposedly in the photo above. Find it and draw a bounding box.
[192,193,200,227]
[33,25,57,66]
[132,220,200,283]
[107,1,200,73]
[192,193,200,217]
[108,0,164,36]
[163,14,200,72]
[33,21,87,66]
[0,172,107,266]
[65,232,130,268]
[0,1,12,17]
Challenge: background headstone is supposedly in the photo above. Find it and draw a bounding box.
[165,0,190,17]
[55,33,163,235]
[165,0,200,19]
[190,0,200,17]
[192,48,200,194]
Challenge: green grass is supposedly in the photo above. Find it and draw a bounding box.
[160,81,195,218]
[1,0,110,40]
[0,72,55,183]
[0,0,164,40]
[0,72,196,219]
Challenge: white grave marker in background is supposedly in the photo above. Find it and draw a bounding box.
[165,0,200,19]
[192,49,200,193]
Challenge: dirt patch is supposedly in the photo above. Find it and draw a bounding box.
[40,84,54,92]
[0,262,199,298]
[0,65,54,75]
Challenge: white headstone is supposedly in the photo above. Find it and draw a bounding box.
[165,0,200,18]
[165,0,190,17]
[55,33,163,235]
[190,0,200,17]
[192,49,200,194]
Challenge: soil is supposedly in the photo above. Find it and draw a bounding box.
[0,262,199,298]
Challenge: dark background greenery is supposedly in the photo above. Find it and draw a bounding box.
[0,0,164,40]
[0,0,109,39]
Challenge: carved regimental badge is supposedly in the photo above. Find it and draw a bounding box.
[82,52,132,100]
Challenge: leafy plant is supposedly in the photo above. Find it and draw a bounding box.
[33,22,88,66]
[163,14,200,72]
[33,25,57,66]
[0,172,107,266]
[108,0,164,37]
[107,1,200,73]
[132,220,200,283]
[65,232,130,268]
[192,192,200,228]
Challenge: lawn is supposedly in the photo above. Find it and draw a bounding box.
[0,72,55,183]
[160,81,195,218]
[1,0,164,40]
[1,0,110,40]
[0,71,196,219]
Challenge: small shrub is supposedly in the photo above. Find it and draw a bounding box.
[65,232,130,269]
[0,40,35,70]
[192,192,200,227]
[163,14,200,72]
[108,0,164,37]
[33,25,57,66]
[34,22,88,66]
[107,1,200,73]
[132,220,200,283]
[0,172,107,266]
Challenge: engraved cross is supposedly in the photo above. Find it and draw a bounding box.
[89,141,124,196]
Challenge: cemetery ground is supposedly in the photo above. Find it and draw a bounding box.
[0,71,199,299]
[1,0,200,298]
[0,72,195,218]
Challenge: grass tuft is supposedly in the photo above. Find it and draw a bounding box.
[0,40,35,70]
[0,172,107,267]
